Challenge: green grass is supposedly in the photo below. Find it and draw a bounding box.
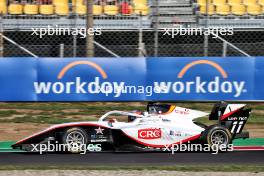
[0,116,80,124]
[0,103,145,111]
[0,164,263,171]
[0,103,146,124]
[0,102,262,124]
[247,113,264,124]
[0,110,21,117]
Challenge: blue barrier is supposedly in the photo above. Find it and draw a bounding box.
[147,57,254,101]
[0,57,262,101]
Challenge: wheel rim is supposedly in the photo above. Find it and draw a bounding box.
[210,130,228,145]
[65,131,85,151]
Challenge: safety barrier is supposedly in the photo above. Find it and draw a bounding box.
[0,57,262,101]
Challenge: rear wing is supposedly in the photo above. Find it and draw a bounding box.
[209,101,251,137]
[209,101,228,120]
[209,101,248,121]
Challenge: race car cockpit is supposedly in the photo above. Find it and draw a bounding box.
[147,103,173,114]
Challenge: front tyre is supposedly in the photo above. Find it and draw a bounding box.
[62,127,88,153]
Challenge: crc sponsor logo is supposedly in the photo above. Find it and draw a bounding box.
[153,60,247,98]
[138,128,162,139]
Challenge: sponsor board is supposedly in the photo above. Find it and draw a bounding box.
[0,57,261,101]
[147,58,253,100]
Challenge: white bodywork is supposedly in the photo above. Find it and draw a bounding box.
[96,106,209,147]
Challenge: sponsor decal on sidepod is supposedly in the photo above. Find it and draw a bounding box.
[138,128,162,139]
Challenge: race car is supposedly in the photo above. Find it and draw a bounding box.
[12,101,251,153]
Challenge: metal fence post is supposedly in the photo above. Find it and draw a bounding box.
[222,41,227,57]
[138,14,146,57]
[73,2,77,57]
[204,35,208,56]
[203,0,209,56]
[154,0,159,57]
[60,44,64,58]
[86,0,94,57]
[0,14,3,57]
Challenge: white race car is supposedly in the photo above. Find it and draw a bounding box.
[12,101,251,153]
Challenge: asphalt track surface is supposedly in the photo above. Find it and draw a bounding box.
[0,151,263,166]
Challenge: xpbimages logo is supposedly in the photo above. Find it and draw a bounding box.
[33,60,247,98]
[153,60,247,98]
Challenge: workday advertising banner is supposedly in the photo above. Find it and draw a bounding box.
[0,57,260,101]
[147,57,254,101]
[36,58,146,101]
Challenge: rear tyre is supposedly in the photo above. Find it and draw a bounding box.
[204,125,232,151]
[62,127,88,153]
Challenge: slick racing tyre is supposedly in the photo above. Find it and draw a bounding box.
[204,125,232,151]
[62,127,88,153]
